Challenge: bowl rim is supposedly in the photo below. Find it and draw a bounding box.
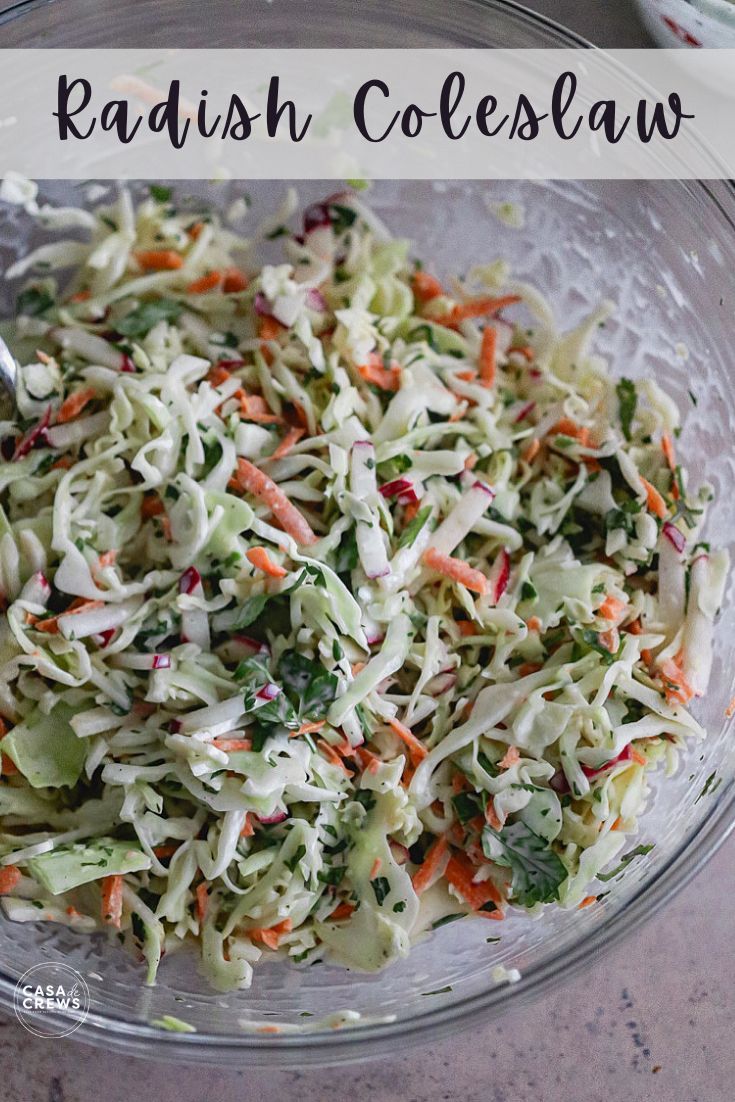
[0,0,735,1069]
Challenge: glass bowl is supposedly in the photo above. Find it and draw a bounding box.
[0,0,734,1070]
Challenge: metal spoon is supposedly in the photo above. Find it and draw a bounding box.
[0,335,17,420]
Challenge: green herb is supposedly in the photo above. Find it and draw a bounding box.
[451,792,482,824]
[278,650,338,717]
[695,772,720,803]
[597,843,654,882]
[17,287,54,317]
[520,580,538,602]
[431,913,464,930]
[616,378,637,441]
[117,298,182,339]
[397,506,432,550]
[284,844,307,872]
[149,184,172,203]
[370,876,390,906]
[393,900,407,913]
[334,526,359,574]
[482,821,567,906]
[230,594,270,629]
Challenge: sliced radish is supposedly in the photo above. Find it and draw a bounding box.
[487,548,511,605]
[662,520,686,554]
[19,571,51,608]
[512,400,536,424]
[178,567,210,651]
[12,405,51,461]
[256,809,288,825]
[379,478,419,505]
[111,652,172,671]
[429,480,495,556]
[255,683,280,702]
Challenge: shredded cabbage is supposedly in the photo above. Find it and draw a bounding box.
[0,183,726,990]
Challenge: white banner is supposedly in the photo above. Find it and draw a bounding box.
[0,49,733,179]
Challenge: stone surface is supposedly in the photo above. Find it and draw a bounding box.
[3,3,731,1101]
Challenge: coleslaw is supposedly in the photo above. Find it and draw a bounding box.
[0,181,727,991]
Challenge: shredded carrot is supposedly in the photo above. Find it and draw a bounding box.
[296,720,325,736]
[186,270,222,294]
[550,418,591,448]
[357,354,401,392]
[228,458,318,546]
[630,748,647,767]
[456,369,477,382]
[212,738,253,752]
[246,546,287,578]
[456,619,479,637]
[259,316,283,343]
[0,718,8,737]
[316,738,351,774]
[187,221,205,240]
[412,271,445,303]
[598,626,620,654]
[195,881,210,924]
[388,717,428,766]
[329,901,355,921]
[661,432,676,473]
[422,547,487,596]
[640,476,667,519]
[1,754,18,777]
[611,816,624,831]
[207,364,232,388]
[141,494,165,519]
[726,696,735,720]
[411,836,449,895]
[69,289,91,303]
[34,598,103,635]
[355,746,381,774]
[641,648,653,666]
[101,874,124,928]
[526,616,542,633]
[256,1025,281,1034]
[485,799,503,832]
[0,866,21,894]
[152,844,180,859]
[518,662,542,677]
[56,386,97,424]
[445,853,504,913]
[658,656,694,705]
[578,895,597,910]
[50,456,74,471]
[270,426,305,460]
[510,344,534,361]
[479,326,497,388]
[402,498,421,524]
[240,812,255,837]
[434,294,521,330]
[625,619,643,635]
[521,438,540,464]
[249,918,292,950]
[463,453,478,471]
[135,249,183,271]
[369,858,382,880]
[498,745,520,769]
[599,595,626,621]
[222,268,249,293]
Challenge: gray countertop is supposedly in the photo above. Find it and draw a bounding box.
[2,4,732,1101]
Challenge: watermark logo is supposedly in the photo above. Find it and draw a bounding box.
[14,962,90,1038]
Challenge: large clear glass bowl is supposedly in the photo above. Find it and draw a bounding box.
[0,0,734,1069]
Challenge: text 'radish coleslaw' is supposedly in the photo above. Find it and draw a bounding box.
[0,179,728,993]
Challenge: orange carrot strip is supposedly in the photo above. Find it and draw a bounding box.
[599,595,626,621]
[329,901,355,921]
[246,546,287,578]
[195,881,210,924]
[434,294,521,330]
[550,418,591,447]
[228,458,318,546]
[422,547,487,596]
[411,835,448,895]
[661,432,676,473]
[485,799,503,832]
[207,364,233,387]
[69,289,91,303]
[630,748,647,767]
[50,456,74,471]
[270,426,305,460]
[222,268,249,293]
[412,271,445,303]
[445,853,504,912]
[97,550,117,569]
[239,392,285,425]
[56,387,97,424]
[240,812,255,837]
[479,326,497,388]
[498,746,520,769]
[135,249,183,271]
[624,618,643,635]
[658,657,694,705]
[141,494,165,519]
[101,874,124,928]
[521,438,540,464]
[726,696,735,720]
[259,316,283,343]
[369,858,382,880]
[212,738,253,752]
[518,662,542,677]
[187,221,205,240]
[578,895,597,910]
[186,270,222,294]
[249,918,292,950]
[316,738,351,774]
[0,866,21,894]
[34,598,104,635]
[297,720,325,735]
[456,620,479,637]
[640,476,667,519]
[388,718,428,766]
[526,616,542,632]
[152,844,180,859]
[358,354,401,392]
[611,816,624,831]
